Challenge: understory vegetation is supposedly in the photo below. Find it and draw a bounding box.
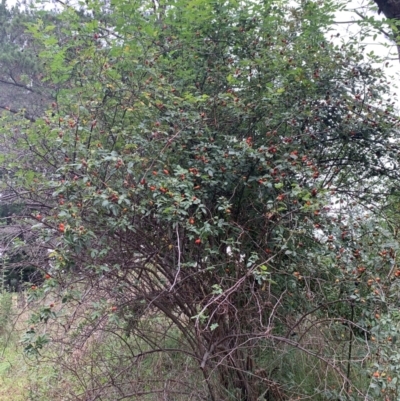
[2,0,400,400]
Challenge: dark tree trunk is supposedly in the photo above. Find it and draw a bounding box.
[373,0,400,60]
[375,0,400,18]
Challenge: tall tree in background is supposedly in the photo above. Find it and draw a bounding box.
[0,0,51,119]
[0,1,66,294]
[373,0,400,60]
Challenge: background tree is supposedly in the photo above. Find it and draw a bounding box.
[0,1,58,294]
[0,0,98,293]
[0,0,51,118]
[368,0,400,60]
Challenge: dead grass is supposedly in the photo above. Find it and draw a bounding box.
[0,292,375,401]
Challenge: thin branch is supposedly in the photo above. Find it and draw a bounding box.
[169,224,181,292]
[0,105,35,122]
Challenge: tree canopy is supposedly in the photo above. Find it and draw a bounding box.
[2,0,400,400]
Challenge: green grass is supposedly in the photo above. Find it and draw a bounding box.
[0,293,378,401]
[0,344,29,401]
[0,292,29,400]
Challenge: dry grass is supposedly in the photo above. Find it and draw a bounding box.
[0,292,374,401]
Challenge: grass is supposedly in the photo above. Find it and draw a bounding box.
[0,291,28,400]
[0,346,29,401]
[0,300,207,401]
[0,293,61,401]
[0,292,379,401]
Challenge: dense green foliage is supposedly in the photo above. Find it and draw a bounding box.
[2,0,400,400]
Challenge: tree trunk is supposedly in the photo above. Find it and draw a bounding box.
[373,0,400,60]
